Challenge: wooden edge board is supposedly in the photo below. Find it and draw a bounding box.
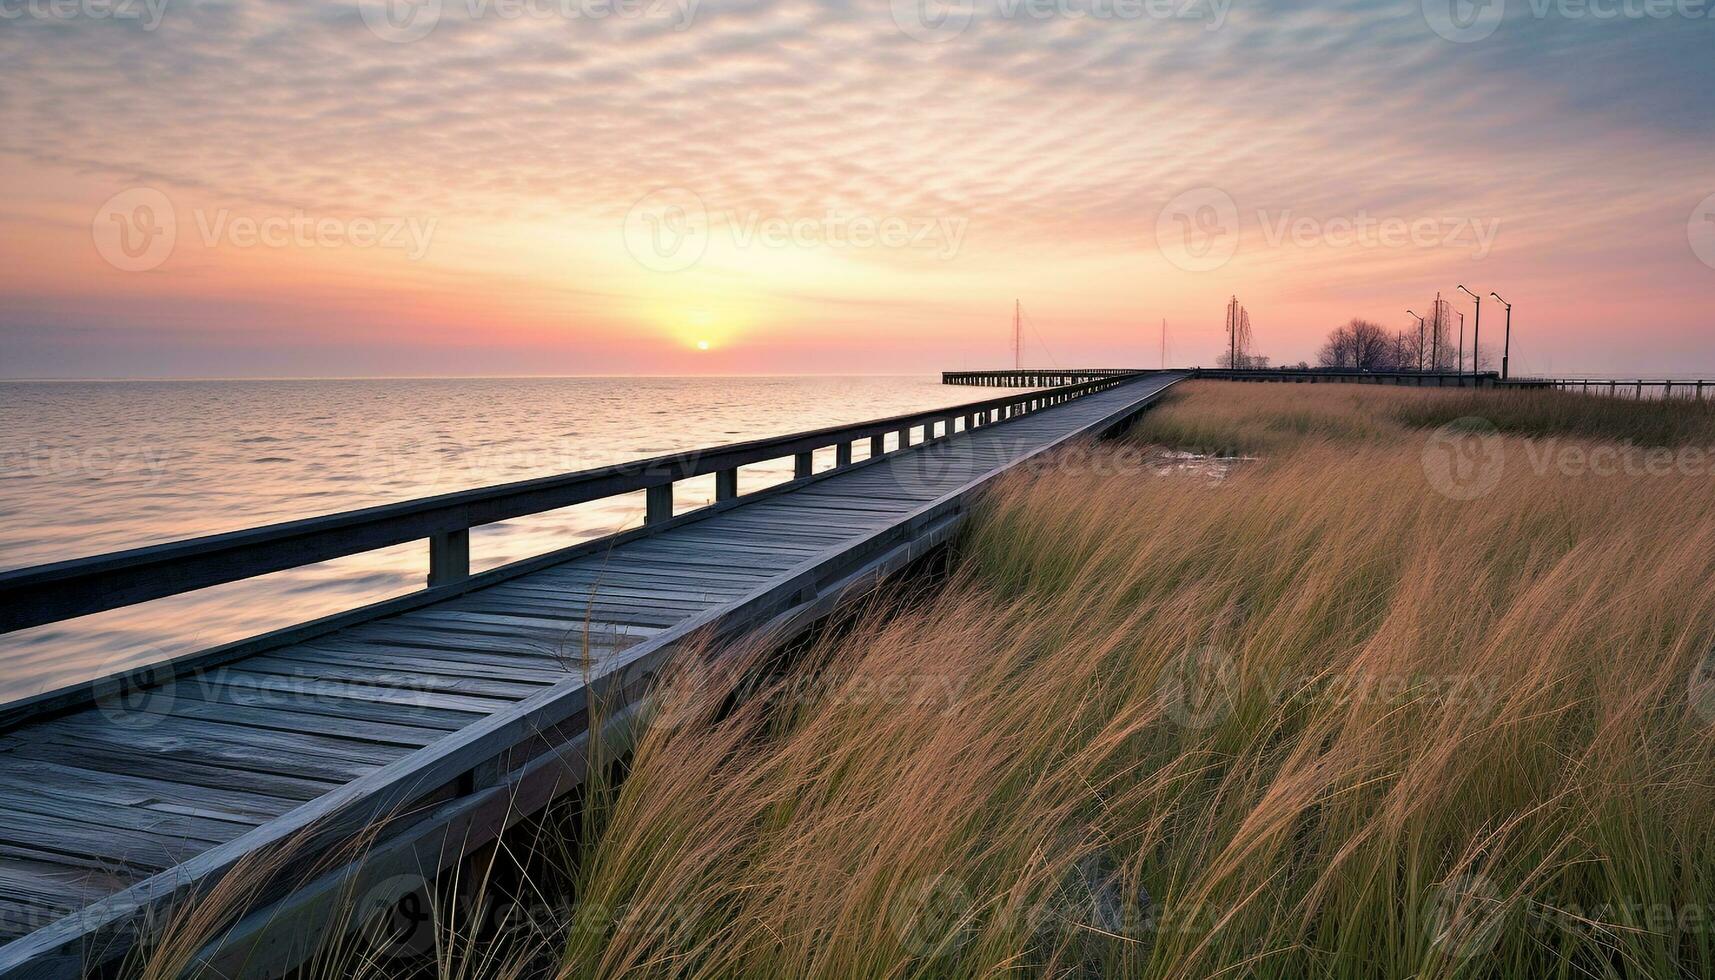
[0,373,1185,977]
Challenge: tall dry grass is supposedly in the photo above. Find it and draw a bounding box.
[557,382,1715,979]
[127,381,1715,978]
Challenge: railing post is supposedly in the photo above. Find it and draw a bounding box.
[715,468,738,502]
[794,452,813,479]
[645,484,673,524]
[427,528,469,587]
[836,441,853,467]
[897,427,910,448]
[871,434,886,456]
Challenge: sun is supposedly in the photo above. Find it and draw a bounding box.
[696,340,711,351]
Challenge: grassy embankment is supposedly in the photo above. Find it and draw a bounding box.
[142,382,1715,979]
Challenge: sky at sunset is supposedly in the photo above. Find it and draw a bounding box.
[1,0,1712,378]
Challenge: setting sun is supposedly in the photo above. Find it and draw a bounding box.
[696,340,711,351]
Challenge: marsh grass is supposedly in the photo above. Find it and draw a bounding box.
[1133,380,1715,455]
[133,381,1715,979]
[555,382,1715,979]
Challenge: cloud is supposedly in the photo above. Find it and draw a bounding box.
[0,0,1711,374]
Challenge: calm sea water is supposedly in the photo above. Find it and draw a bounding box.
[0,377,1027,705]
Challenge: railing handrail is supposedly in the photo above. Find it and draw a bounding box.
[0,372,1147,634]
[1507,377,1713,385]
[1193,368,1498,377]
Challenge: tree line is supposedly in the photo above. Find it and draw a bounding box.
[1317,308,1489,372]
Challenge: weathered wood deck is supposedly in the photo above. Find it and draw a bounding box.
[0,371,1184,977]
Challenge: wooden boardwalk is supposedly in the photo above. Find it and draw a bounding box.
[0,371,1184,977]
[942,368,1141,387]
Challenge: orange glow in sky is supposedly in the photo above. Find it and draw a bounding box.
[1,3,1711,377]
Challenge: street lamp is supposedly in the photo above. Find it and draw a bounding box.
[1458,285,1482,384]
[1407,310,1425,372]
[1458,311,1465,376]
[1491,292,1513,380]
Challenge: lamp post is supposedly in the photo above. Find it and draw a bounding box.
[1491,292,1513,380]
[1458,311,1465,377]
[1458,285,1482,385]
[1407,310,1425,372]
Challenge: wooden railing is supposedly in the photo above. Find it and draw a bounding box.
[0,374,1143,636]
[1192,368,1502,387]
[942,369,1141,387]
[1503,378,1712,399]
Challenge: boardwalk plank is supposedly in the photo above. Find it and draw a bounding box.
[0,373,1185,974]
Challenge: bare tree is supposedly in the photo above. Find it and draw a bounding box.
[1318,318,1395,371]
[1429,296,1457,370]
[1221,297,1258,368]
[1390,330,1415,372]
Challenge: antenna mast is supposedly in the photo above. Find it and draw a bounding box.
[1013,299,1023,370]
